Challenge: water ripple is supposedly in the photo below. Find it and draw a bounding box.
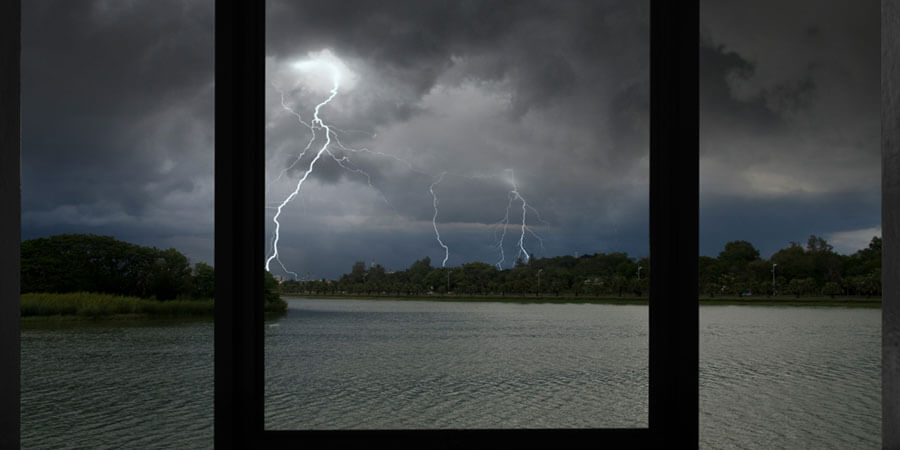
[21,302,879,448]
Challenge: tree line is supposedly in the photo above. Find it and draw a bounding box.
[22,233,880,301]
[700,235,881,298]
[281,235,882,299]
[21,234,281,303]
[283,252,651,298]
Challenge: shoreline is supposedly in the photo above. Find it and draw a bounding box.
[18,291,879,326]
[283,294,881,308]
[20,292,288,324]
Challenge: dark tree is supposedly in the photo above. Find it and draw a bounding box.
[191,262,216,299]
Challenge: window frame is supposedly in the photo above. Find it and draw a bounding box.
[0,0,20,447]
[2,1,895,448]
[214,1,698,447]
[882,1,900,444]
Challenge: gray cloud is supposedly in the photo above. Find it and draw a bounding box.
[22,0,215,263]
[262,0,655,277]
[699,0,880,256]
[21,0,879,280]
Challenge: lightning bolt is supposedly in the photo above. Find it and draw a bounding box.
[265,65,340,274]
[507,170,531,265]
[267,86,314,194]
[272,84,396,209]
[429,172,449,267]
[267,51,550,279]
[494,191,514,269]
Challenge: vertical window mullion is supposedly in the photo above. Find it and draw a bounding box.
[215,1,266,447]
[0,0,21,447]
[882,1,900,447]
[648,1,699,446]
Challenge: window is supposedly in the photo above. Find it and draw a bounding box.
[9,1,894,447]
[215,1,697,446]
[263,1,651,431]
[698,2,882,446]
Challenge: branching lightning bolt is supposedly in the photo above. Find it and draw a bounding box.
[267,51,550,279]
[507,170,531,265]
[429,172,450,267]
[265,67,340,274]
[493,191,513,269]
[267,87,314,193]
[272,84,395,209]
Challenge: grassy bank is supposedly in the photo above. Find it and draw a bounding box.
[698,295,880,307]
[284,294,647,305]
[21,292,287,321]
[284,293,881,307]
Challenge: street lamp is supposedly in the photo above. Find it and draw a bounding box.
[772,263,778,296]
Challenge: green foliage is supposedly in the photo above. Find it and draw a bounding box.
[21,292,214,318]
[20,234,288,314]
[822,281,842,298]
[806,235,834,253]
[718,240,761,271]
[263,270,281,303]
[21,234,195,300]
[281,250,656,298]
[191,262,216,299]
[786,277,817,298]
[277,233,881,300]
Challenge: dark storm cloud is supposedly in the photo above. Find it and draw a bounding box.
[699,40,785,136]
[264,0,873,277]
[24,1,212,116]
[699,0,880,256]
[22,0,214,263]
[22,0,879,280]
[699,185,881,258]
[266,0,528,68]
[267,0,648,123]
[261,0,655,279]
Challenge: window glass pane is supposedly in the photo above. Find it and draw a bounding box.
[264,0,650,429]
[20,1,215,447]
[698,1,880,447]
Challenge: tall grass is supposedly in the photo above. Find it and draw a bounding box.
[21,292,214,318]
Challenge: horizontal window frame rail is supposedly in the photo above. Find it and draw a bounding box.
[214,0,698,448]
[261,429,651,448]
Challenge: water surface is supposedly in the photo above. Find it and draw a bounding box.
[20,300,880,448]
[21,320,213,449]
[699,306,880,448]
[265,299,648,429]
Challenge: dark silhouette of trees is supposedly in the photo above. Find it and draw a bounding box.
[21,234,284,306]
[21,234,191,299]
[191,262,215,299]
[279,235,882,299]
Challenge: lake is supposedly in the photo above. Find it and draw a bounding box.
[21,298,880,448]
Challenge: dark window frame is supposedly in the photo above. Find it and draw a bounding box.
[214,1,697,447]
[0,0,20,447]
[2,1,896,449]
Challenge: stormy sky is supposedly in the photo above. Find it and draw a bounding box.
[22,1,880,280]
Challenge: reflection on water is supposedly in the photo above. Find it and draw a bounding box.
[21,301,880,448]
